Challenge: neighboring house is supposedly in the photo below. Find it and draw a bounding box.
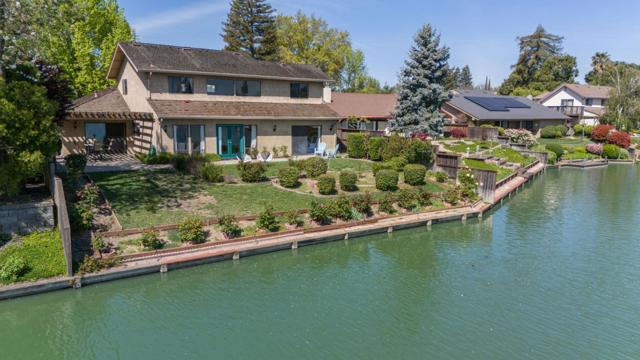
[328,92,396,131]
[535,83,612,126]
[441,89,569,132]
[61,42,340,158]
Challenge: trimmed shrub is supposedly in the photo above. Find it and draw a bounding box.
[443,188,461,205]
[504,128,536,146]
[555,124,568,136]
[375,169,399,191]
[351,192,373,215]
[586,143,603,155]
[602,144,621,159]
[607,131,631,148]
[317,174,336,195]
[417,189,433,207]
[396,188,417,210]
[178,218,205,243]
[303,157,328,178]
[64,154,87,176]
[403,164,426,185]
[541,125,562,138]
[583,125,593,137]
[573,124,584,135]
[139,229,164,250]
[372,161,393,175]
[68,203,93,232]
[198,163,224,183]
[309,200,331,225]
[238,162,266,182]
[458,169,479,200]
[591,124,614,142]
[328,195,353,221]
[278,166,300,188]
[388,156,408,172]
[172,154,204,174]
[451,127,467,138]
[339,170,358,191]
[546,143,565,159]
[347,133,367,158]
[619,148,630,160]
[381,134,407,161]
[545,150,558,164]
[435,171,448,183]
[218,214,242,239]
[575,146,586,153]
[378,192,396,213]
[283,211,304,228]
[257,206,280,232]
[402,139,434,165]
[0,256,29,283]
[367,137,387,161]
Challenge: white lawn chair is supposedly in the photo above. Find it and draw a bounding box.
[257,152,273,163]
[314,142,327,157]
[324,143,340,158]
[236,154,253,163]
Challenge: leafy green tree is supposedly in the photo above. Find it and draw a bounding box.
[222,0,277,60]
[601,64,640,130]
[499,25,577,95]
[390,24,450,136]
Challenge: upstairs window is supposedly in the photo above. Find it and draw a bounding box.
[122,79,128,95]
[168,76,193,94]
[235,80,261,96]
[290,83,309,98]
[207,79,235,95]
[586,98,593,106]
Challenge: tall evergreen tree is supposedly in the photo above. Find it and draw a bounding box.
[390,24,451,136]
[222,0,277,60]
[459,65,473,88]
[444,66,461,90]
[482,76,492,91]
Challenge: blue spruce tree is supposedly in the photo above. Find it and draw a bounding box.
[390,24,451,136]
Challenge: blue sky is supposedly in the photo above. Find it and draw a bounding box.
[119,0,640,87]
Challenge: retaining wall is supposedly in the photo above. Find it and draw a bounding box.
[0,199,54,235]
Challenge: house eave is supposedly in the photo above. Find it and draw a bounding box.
[138,68,333,83]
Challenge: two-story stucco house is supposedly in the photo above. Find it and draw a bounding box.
[61,42,340,158]
[535,83,612,126]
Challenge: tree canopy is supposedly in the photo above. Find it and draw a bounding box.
[221,0,277,60]
[390,24,450,136]
[444,65,473,90]
[498,25,577,96]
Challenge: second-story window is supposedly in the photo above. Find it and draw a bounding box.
[207,79,235,95]
[235,80,261,96]
[122,79,128,95]
[290,83,309,98]
[586,98,593,106]
[168,76,193,94]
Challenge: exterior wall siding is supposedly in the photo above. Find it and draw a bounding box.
[542,88,585,107]
[118,61,154,113]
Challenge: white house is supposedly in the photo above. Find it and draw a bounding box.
[535,83,612,126]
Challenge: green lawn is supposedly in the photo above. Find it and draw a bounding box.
[90,170,317,229]
[464,159,513,181]
[0,229,66,284]
[220,161,290,178]
[491,147,536,166]
[327,158,373,172]
[444,140,498,154]
[539,137,592,147]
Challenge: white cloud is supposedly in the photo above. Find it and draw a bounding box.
[132,2,228,33]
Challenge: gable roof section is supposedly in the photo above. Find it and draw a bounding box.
[446,91,569,121]
[108,42,332,82]
[328,93,397,119]
[66,88,154,120]
[148,100,340,120]
[538,83,613,103]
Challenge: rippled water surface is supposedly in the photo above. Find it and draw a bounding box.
[1,166,639,359]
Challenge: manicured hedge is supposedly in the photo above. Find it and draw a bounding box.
[545,143,565,159]
[303,157,328,178]
[388,156,408,172]
[403,139,433,165]
[339,169,358,191]
[198,163,224,183]
[278,166,300,188]
[602,144,621,159]
[375,169,399,191]
[317,174,336,195]
[178,218,205,244]
[347,133,367,158]
[367,137,387,161]
[403,164,426,185]
[238,162,266,182]
[381,135,406,161]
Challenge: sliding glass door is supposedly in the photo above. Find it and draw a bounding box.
[292,125,321,155]
[174,125,204,154]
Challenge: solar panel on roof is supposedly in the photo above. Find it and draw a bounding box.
[464,96,531,111]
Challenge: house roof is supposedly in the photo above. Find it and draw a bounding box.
[66,88,154,120]
[148,100,341,120]
[328,92,397,119]
[584,106,605,117]
[446,90,569,121]
[108,42,332,82]
[537,83,613,103]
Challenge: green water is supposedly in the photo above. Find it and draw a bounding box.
[1,166,640,359]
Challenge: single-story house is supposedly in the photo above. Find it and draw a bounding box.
[61,42,341,158]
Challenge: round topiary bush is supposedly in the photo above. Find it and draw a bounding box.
[367,137,387,161]
[139,228,164,250]
[347,133,367,158]
[375,169,399,191]
[602,144,621,159]
[278,166,300,188]
[304,157,328,178]
[545,143,565,159]
[177,218,205,244]
[402,139,434,165]
[541,125,562,139]
[317,174,336,195]
[372,161,393,175]
[403,164,426,185]
[237,162,266,182]
[339,169,358,191]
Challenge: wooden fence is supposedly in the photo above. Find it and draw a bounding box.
[46,161,73,277]
[434,152,461,179]
[470,168,497,203]
[467,127,499,140]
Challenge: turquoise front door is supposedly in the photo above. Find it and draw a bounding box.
[217,125,245,159]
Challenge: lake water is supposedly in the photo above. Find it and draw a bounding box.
[1,165,639,359]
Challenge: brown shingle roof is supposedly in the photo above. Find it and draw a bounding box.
[328,93,397,119]
[538,83,613,103]
[110,42,332,82]
[67,88,154,120]
[148,100,341,120]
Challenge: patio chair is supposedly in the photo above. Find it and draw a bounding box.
[257,152,273,163]
[314,142,327,157]
[324,143,341,158]
[93,141,104,160]
[236,154,253,163]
